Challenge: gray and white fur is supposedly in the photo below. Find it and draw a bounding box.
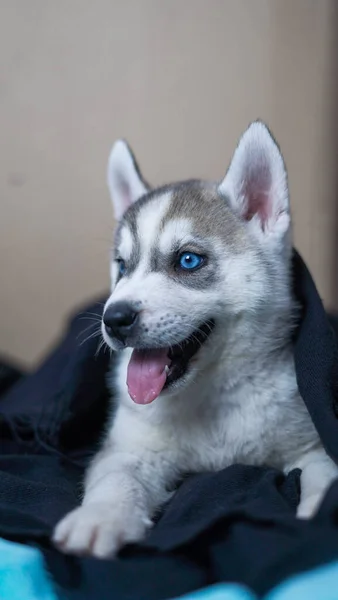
[53,121,338,558]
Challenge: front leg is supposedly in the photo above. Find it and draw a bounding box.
[286,446,338,518]
[53,412,175,558]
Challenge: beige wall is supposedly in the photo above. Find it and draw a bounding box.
[1,0,337,366]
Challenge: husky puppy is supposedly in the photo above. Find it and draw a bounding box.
[54,121,338,558]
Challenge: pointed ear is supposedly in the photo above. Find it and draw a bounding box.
[107,140,150,220]
[219,121,290,242]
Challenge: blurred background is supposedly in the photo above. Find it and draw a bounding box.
[0,0,337,368]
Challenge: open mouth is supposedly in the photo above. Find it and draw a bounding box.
[126,319,215,405]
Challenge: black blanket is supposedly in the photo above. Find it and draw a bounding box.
[1,250,338,600]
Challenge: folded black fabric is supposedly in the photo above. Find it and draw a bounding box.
[1,250,338,600]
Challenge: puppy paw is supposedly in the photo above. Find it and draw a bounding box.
[53,503,152,558]
[297,493,322,519]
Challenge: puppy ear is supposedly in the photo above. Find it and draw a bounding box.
[107,140,150,220]
[219,121,290,243]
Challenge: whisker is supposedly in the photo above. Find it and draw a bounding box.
[80,311,104,319]
[95,337,115,359]
[95,338,106,358]
[76,323,102,343]
[78,317,102,325]
[79,329,102,347]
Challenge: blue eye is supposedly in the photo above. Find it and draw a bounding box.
[117,259,126,277]
[178,252,204,271]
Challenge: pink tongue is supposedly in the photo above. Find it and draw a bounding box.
[127,348,171,404]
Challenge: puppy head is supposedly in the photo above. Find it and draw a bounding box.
[102,123,292,403]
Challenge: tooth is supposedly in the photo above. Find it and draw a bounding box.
[164,365,170,374]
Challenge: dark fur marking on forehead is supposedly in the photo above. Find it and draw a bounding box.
[117,181,211,266]
[162,181,246,251]
[114,179,247,280]
[114,182,184,272]
[121,180,203,226]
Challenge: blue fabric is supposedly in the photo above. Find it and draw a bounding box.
[2,536,338,600]
[267,560,338,600]
[175,560,338,600]
[0,538,57,600]
[172,584,256,600]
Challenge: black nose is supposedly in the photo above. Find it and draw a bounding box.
[103,302,139,343]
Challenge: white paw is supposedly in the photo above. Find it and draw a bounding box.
[53,503,152,558]
[297,493,322,519]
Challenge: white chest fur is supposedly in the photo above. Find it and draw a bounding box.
[110,346,319,477]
